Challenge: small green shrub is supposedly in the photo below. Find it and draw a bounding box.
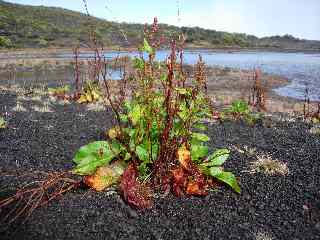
[224,100,263,125]
[72,19,240,208]
[0,18,242,222]
[48,85,70,96]
[38,38,48,47]
[0,36,13,48]
[229,100,249,115]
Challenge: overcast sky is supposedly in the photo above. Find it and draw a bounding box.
[5,0,320,40]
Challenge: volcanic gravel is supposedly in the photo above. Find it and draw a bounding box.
[0,90,319,240]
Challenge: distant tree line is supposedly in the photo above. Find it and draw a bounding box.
[0,0,319,50]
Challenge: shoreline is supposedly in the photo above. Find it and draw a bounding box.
[205,67,319,113]
[0,51,319,113]
[1,46,320,57]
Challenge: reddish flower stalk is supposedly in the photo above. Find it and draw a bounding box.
[73,46,81,94]
[249,68,267,111]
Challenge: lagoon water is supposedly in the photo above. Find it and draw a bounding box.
[146,50,320,101]
[178,50,320,102]
[1,50,319,101]
[62,50,319,101]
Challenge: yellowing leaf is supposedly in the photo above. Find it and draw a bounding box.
[177,144,191,169]
[77,95,88,104]
[83,161,126,191]
[87,94,93,103]
[107,126,121,139]
[0,117,6,129]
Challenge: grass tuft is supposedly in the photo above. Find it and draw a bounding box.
[250,154,289,176]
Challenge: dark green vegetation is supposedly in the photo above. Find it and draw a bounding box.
[222,100,263,125]
[1,0,320,50]
[71,20,241,209]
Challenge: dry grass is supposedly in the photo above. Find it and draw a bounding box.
[249,154,289,176]
[29,95,42,102]
[31,100,53,113]
[12,101,27,112]
[310,125,320,135]
[86,102,106,112]
[255,231,274,240]
[49,96,71,106]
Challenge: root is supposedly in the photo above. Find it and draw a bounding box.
[0,170,80,225]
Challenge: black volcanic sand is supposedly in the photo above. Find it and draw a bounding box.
[0,90,320,240]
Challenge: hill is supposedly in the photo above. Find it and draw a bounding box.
[0,0,320,50]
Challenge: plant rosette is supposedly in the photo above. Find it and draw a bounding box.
[71,37,241,209]
[0,116,6,129]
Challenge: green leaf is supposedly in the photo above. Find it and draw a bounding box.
[178,109,188,121]
[72,152,115,176]
[175,87,191,96]
[151,121,160,140]
[208,166,223,176]
[160,74,167,82]
[138,162,149,177]
[63,85,71,91]
[193,123,207,131]
[128,104,142,125]
[133,57,144,70]
[123,100,133,112]
[124,152,132,161]
[151,143,159,161]
[128,128,136,137]
[191,144,209,162]
[214,171,241,193]
[230,100,249,114]
[136,145,149,162]
[207,149,230,166]
[72,155,106,175]
[129,142,136,152]
[178,103,189,121]
[141,38,154,54]
[192,132,210,142]
[72,141,117,175]
[73,141,110,164]
[110,141,123,156]
[119,114,128,123]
